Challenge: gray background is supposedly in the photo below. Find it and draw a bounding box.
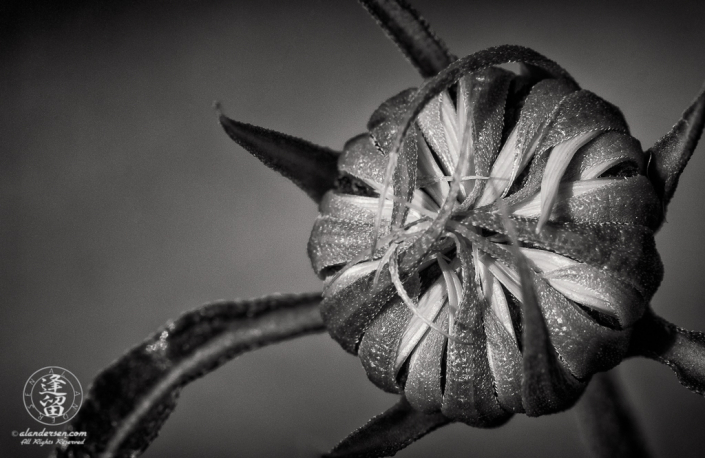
[2,1,705,457]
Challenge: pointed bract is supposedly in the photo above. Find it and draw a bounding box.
[326,396,451,458]
[358,0,456,79]
[219,112,340,203]
[647,83,705,213]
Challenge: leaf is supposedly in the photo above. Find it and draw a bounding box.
[219,109,340,203]
[51,292,325,458]
[358,0,456,79]
[628,308,705,396]
[574,370,653,458]
[325,396,452,458]
[646,82,705,213]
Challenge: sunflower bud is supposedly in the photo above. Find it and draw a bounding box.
[308,51,663,425]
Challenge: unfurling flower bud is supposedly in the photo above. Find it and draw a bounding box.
[308,48,664,425]
[219,3,704,455]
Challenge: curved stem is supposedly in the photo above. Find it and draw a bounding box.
[51,292,325,458]
[628,308,705,396]
[574,370,653,458]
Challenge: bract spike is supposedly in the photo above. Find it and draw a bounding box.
[647,83,705,213]
[219,112,340,203]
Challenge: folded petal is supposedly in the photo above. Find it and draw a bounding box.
[460,211,663,301]
[461,68,514,207]
[339,133,389,191]
[359,296,414,394]
[484,306,524,413]
[405,308,449,413]
[563,131,646,181]
[498,212,587,416]
[537,131,602,231]
[511,176,662,229]
[475,78,579,207]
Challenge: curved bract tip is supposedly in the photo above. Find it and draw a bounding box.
[219,112,340,203]
[647,82,705,216]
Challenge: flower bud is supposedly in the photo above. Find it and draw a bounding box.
[308,55,663,425]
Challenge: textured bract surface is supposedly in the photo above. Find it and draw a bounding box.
[308,56,664,425]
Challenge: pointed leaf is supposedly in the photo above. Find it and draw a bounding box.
[219,112,339,203]
[574,371,653,458]
[629,308,705,396]
[358,0,456,78]
[326,396,452,458]
[52,293,325,458]
[647,82,705,210]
